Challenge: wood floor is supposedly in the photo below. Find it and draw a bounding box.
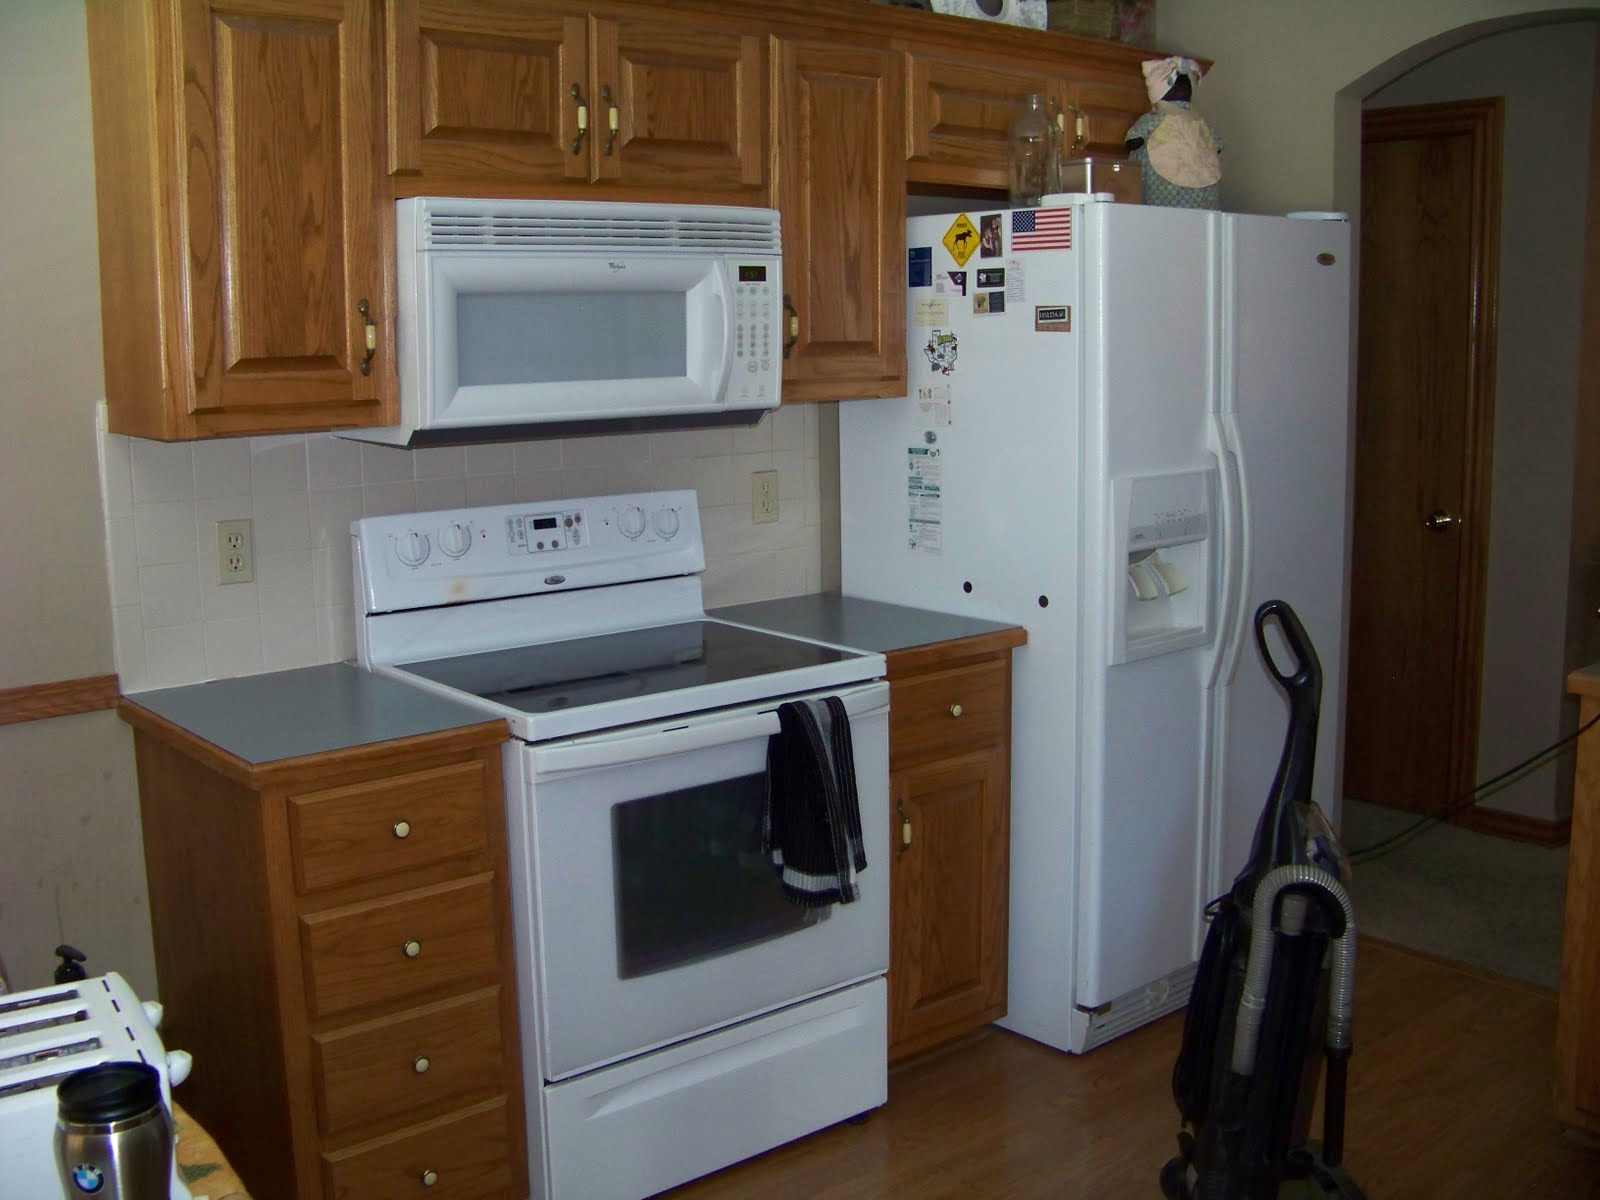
[663,940,1600,1199]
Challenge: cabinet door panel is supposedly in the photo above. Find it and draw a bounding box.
[1062,77,1150,158]
[906,51,1059,190]
[180,0,386,429]
[594,18,764,191]
[391,1,587,185]
[775,40,905,401]
[889,746,1009,1060]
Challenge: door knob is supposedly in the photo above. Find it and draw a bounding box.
[1425,509,1457,531]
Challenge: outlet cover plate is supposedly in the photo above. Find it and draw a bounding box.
[216,518,254,584]
[752,470,779,524]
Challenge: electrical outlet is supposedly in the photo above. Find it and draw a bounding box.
[752,470,779,524]
[216,518,254,584]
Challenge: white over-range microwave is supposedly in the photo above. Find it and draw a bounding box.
[341,198,783,447]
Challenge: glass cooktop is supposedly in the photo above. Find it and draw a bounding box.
[398,620,859,716]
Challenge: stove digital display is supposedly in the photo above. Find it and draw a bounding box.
[507,509,586,554]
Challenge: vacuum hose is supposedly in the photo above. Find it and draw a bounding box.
[1229,863,1357,1076]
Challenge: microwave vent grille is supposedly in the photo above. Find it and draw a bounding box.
[423,212,780,255]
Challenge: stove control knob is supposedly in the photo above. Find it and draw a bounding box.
[394,531,430,567]
[653,507,681,539]
[618,505,646,540]
[438,522,473,559]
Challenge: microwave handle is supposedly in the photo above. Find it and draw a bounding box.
[709,264,733,405]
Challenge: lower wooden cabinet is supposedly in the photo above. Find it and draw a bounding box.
[885,636,1022,1061]
[119,705,527,1200]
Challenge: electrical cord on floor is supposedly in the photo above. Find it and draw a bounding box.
[1345,707,1600,864]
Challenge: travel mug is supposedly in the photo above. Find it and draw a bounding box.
[55,1061,174,1199]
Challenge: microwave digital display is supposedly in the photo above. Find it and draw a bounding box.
[738,266,767,283]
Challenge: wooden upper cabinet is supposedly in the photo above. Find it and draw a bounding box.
[905,49,1063,190]
[773,39,905,402]
[905,47,1150,189]
[87,0,392,439]
[386,2,765,197]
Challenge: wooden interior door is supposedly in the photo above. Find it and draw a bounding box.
[1344,99,1502,816]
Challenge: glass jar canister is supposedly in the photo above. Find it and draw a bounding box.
[1008,93,1058,207]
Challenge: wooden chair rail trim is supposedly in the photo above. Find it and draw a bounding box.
[0,674,121,726]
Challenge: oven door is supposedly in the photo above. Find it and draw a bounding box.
[517,680,888,1082]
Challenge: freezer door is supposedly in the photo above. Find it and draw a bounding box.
[1209,214,1352,894]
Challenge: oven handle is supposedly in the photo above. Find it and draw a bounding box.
[531,684,889,777]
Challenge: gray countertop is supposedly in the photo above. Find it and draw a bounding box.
[709,593,1024,654]
[123,662,501,765]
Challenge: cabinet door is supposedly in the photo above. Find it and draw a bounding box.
[386,0,589,187]
[905,50,1061,190]
[1061,76,1151,159]
[591,16,765,192]
[889,746,1009,1061]
[774,40,905,402]
[177,0,389,433]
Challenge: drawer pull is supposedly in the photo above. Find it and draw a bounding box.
[413,1055,431,1074]
[403,939,422,959]
[950,703,964,718]
[421,1168,439,1187]
[392,819,412,839]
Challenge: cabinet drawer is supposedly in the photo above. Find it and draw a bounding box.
[890,658,1009,766]
[289,761,489,894]
[323,1096,516,1200]
[313,988,507,1137]
[302,875,498,1019]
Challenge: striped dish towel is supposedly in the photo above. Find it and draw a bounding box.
[765,696,867,906]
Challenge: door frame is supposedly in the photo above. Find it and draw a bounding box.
[1357,97,1502,820]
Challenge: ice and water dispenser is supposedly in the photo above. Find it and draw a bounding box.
[1109,468,1217,664]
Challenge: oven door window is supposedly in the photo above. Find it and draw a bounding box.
[611,774,817,980]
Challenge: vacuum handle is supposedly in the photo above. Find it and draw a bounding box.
[1253,599,1321,700]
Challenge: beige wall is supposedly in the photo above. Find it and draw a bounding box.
[0,1,152,994]
[1158,0,1600,216]
[1369,23,1596,822]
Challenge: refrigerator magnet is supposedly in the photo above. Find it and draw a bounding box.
[976,267,1005,289]
[943,215,979,267]
[922,329,958,374]
[908,246,933,287]
[914,297,949,326]
[1035,305,1072,332]
[936,270,968,297]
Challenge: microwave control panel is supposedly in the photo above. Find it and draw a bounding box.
[731,262,778,405]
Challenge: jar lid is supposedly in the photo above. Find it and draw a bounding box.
[57,1062,163,1124]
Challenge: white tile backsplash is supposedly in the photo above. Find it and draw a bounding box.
[100,408,826,691]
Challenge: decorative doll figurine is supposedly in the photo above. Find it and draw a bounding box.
[1124,57,1222,210]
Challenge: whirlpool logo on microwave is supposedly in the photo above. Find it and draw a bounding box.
[607,261,628,272]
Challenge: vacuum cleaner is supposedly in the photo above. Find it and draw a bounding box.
[1160,599,1366,1200]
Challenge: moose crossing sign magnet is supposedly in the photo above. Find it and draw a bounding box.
[943,214,979,268]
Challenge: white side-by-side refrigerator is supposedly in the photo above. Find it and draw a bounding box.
[839,200,1352,1053]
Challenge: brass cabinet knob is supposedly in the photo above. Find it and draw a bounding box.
[421,1169,439,1186]
[949,703,963,718]
[403,939,422,959]
[897,800,912,851]
[392,819,411,839]
[413,1055,430,1074]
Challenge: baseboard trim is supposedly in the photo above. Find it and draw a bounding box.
[0,674,122,726]
[1456,804,1571,847]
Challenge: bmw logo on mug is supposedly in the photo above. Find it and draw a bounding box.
[70,1163,106,1193]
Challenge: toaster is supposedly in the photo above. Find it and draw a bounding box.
[0,972,193,1199]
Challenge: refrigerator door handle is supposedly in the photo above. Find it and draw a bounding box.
[1203,417,1249,690]
[1217,411,1253,687]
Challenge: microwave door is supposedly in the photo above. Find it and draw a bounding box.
[422,255,735,428]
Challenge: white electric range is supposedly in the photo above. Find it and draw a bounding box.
[353,489,889,1200]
